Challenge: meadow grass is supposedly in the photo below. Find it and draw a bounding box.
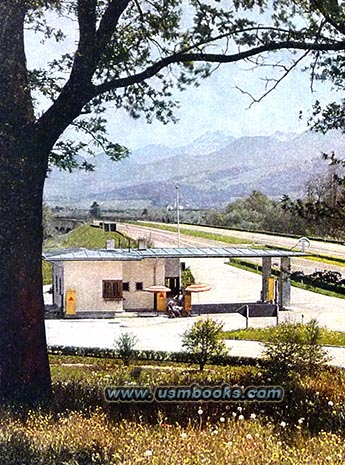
[1,355,344,464]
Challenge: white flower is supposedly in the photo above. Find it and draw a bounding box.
[181,432,187,439]
[246,434,253,440]
[227,441,233,447]
[298,418,304,425]
[219,416,226,423]
[145,450,152,457]
[277,441,282,447]
[237,406,242,412]
[280,421,287,428]
[238,414,244,421]
[250,413,256,420]
[212,429,219,435]
[328,400,334,406]
[232,412,237,418]
[198,408,203,415]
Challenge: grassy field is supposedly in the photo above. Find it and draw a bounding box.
[135,222,251,245]
[223,325,345,347]
[42,225,135,284]
[1,354,344,464]
[44,224,134,250]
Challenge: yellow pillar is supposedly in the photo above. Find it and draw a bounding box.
[157,292,166,311]
[267,277,275,302]
[184,291,192,313]
[65,289,76,315]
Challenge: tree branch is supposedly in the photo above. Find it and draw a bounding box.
[310,0,345,36]
[77,0,97,57]
[92,39,345,96]
[234,50,311,108]
[95,0,131,52]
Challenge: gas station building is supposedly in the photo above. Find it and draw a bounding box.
[44,246,306,318]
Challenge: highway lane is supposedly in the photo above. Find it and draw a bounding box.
[172,222,345,259]
[117,223,345,276]
[135,221,345,259]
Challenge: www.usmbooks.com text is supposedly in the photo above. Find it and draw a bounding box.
[104,384,284,403]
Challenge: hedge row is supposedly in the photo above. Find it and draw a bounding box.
[48,345,266,368]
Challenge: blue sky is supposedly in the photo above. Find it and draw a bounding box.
[25,10,337,150]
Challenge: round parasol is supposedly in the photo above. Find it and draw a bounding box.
[143,285,171,293]
[185,283,212,293]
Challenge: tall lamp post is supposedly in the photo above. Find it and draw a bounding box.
[167,185,183,292]
[176,184,181,248]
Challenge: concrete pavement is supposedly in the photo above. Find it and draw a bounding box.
[45,313,345,368]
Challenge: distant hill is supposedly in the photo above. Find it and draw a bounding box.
[44,130,345,208]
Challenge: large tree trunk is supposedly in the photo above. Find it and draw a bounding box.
[0,141,52,404]
[0,2,52,404]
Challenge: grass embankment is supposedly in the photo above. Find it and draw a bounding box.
[264,245,345,268]
[135,221,251,245]
[228,259,345,300]
[223,325,345,347]
[1,355,344,464]
[42,224,135,284]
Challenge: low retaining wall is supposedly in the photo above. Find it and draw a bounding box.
[191,303,278,317]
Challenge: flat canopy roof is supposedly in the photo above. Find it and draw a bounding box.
[44,247,307,262]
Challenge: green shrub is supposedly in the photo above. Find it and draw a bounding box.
[263,319,329,379]
[181,318,228,371]
[114,332,138,366]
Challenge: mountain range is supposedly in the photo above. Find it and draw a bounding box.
[44,130,345,208]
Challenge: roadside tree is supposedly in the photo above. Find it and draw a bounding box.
[1,0,345,403]
[182,318,228,371]
[90,201,102,219]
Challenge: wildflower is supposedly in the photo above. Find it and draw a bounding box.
[246,434,253,440]
[212,429,219,435]
[328,400,334,406]
[238,415,244,421]
[277,441,282,447]
[145,450,153,458]
[181,432,187,439]
[227,441,233,447]
[219,417,225,423]
[198,408,203,415]
[232,412,237,418]
[237,406,242,412]
[280,421,287,428]
[297,418,304,425]
[250,413,256,420]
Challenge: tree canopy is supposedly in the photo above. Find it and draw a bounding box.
[17,0,345,170]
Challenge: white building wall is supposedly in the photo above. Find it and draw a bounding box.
[122,258,165,310]
[63,261,123,313]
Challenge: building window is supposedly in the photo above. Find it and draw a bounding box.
[123,282,130,292]
[102,280,123,300]
[136,282,143,291]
